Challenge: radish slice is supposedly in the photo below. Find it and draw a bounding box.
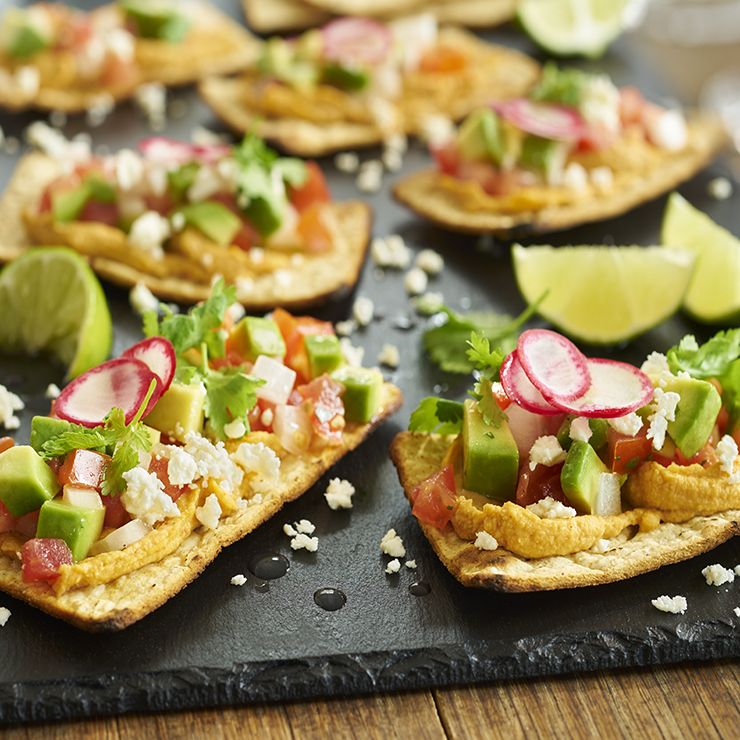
[321,17,392,67]
[500,351,563,416]
[55,358,158,428]
[122,337,176,396]
[546,358,654,419]
[491,99,586,141]
[137,137,232,166]
[517,329,591,403]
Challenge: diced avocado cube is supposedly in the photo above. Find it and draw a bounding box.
[85,174,117,204]
[556,415,608,453]
[30,416,73,455]
[662,375,722,459]
[305,335,344,379]
[36,500,105,563]
[321,63,370,91]
[258,36,294,76]
[456,109,505,166]
[0,446,61,517]
[1,9,50,58]
[177,201,242,246]
[243,196,283,238]
[121,1,190,42]
[144,381,206,439]
[331,366,383,424]
[230,316,286,362]
[168,162,200,201]
[519,135,568,183]
[294,29,323,62]
[52,184,90,223]
[561,440,609,514]
[461,399,519,500]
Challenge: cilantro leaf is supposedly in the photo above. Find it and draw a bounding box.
[40,426,107,460]
[466,333,506,381]
[531,61,589,106]
[667,329,740,379]
[469,377,505,428]
[409,397,464,434]
[201,362,264,439]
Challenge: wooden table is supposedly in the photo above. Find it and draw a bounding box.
[5,658,740,738]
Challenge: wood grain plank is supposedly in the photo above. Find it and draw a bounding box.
[0,716,119,740]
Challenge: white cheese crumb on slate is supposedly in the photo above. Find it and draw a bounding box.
[290,533,319,552]
[325,478,355,510]
[356,159,383,192]
[378,344,400,368]
[335,151,359,173]
[474,531,499,551]
[385,558,401,574]
[405,560,417,569]
[196,493,222,530]
[296,519,315,534]
[0,384,23,430]
[0,607,10,626]
[335,319,357,337]
[411,291,445,314]
[380,529,406,558]
[370,235,412,269]
[231,574,247,586]
[708,176,733,200]
[45,383,61,400]
[703,564,735,586]
[414,249,444,275]
[339,337,365,367]
[735,607,740,617]
[404,267,428,295]
[352,296,374,326]
[527,497,577,519]
[652,595,687,614]
[283,523,297,537]
[129,281,160,316]
[529,436,567,471]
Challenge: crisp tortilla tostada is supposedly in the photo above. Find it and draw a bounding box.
[0,284,403,631]
[390,328,740,591]
[0,130,371,310]
[393,63,729,237]
[0,1,258,113]
[199,15,540,157]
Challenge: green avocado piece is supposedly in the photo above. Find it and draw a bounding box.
[561,440,609,514]
[177,201,242,246]
[519,135,569,181]
[331,366,383,424]
[662,375,722,459]
[556,416,608,453]
[461,399,519,500]
[85,174,117,204]
[144,381,206,439]
[242,196,283,239]
[52,184,90,223]
[121,1,190,42]
[0,445,61,517]
[36,500,105,562]
[167,162,199,201]
[230,316,286,362]
[321,63,370,91]
[30,416,73,455]
[1,9,50,58]
[456,109,505,166]
[305,335,345,379]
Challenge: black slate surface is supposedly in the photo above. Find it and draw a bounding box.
[0,0,739,725]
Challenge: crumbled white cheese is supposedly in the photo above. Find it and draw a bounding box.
[580,73,621,134]
[0,606,10,626]
[235,276,256,302]
[231,574,247,586]
[135,82,167,130]
[0,385,23,430]
[411,291,445,315]
[115,149,144,191]
[356,159,384,193]
[591,539,611,553]
[45,383,61,400]
[702,563,735,586]
[121,467,179,527]
[641,351,671,383]
[381,147,403,172]
[415,249,444,275]
[164,447,199,487]
[569,417,592,443]
[608,413,643,437]
[334,151,359,173]
[405,560,417,569]
[735,607,740,617]
[24,120,91,161]
[230,442,280,494]
[528,436,567,471]
[404,267,428,295]
[283,523,297,537]
[15,65,40,98]
[339,337,365,367]
[708,176,733,200]
[652,595,687,614]
[195,493,222,530]
[128,211,171,259]
[352,296,374,326]
[295,519,315,535]
[378,343,400,369]
[385,558,401,574]
[129,281,160,316]
[324,478,355,510]
[334,319,356,337]
[474,531,499,550]
[380,529,406,558]
[181,431,243,494]
[716,435,740,483]
[562,162,588,192]
[646,108,688,151]
[370,235,412,269]
[226,302,246,324]
[590,166,614,191]
[290,533,319,551]
[418,113,455,146]
[646,387,679,450]
[85,93,115,128]
[527,497,577,519]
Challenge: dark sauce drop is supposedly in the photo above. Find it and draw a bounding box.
[409,581,431,597]
[248,552,290,581]
[314,588,346,611]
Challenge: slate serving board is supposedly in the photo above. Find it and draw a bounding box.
[0,0,739,725]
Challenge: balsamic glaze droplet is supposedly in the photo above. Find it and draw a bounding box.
[314,588,346,611]
[248,552,290,580]
[409,581,431,596]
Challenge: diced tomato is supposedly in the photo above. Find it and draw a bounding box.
[491,383,511,411]
[297,374,345,444]
[247,398,276,432]
[619,86,647,129]
[296,203,332,254]
[430,141,460,176]
[58,448,110,491]
[515,462,569,508]
[100,55,139,89]
[58,12,94,50]
[21,538,74,583]
[144,191,177,217]
[411,465,458,530]
[607,427,653,475]
[576,123,618,153]
[101,492,131,530]
[288,162,331,212]
[148,455,185,502]
[675,443,720,469]
[38,172,83,214]
[457,160,511,196]
[419,46,467,73]
[0,437,14,454]
[0,500,17,535]
[78,200,119,226]
[231,222,259,251]
[272,307,335,385]
[15,510,39,539]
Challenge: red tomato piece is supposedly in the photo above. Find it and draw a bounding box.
[14,510,39,539]
[296,203,332,254]
[0,500,17,535]
[58,448,110,491]
[515,462,568,508]
[148,455,185,501]
[619,85,647,129]
[78,200,119,226]
[0,437,14,454]
[607,427,653,475]
[100,55,139,90]
[21,538,74,583]
[430,141,460,176]
[101,492,131,529]
[411,465,458,529]
[675,443,720,469]
[288,162,331,212]
[144,191,176,217]
[419,46,467,73]
[297,374,345,444]
[491,383,511,411]
[272,307,335,385]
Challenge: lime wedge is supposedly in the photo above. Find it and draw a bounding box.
[512,243,696,344]
[661,192,740,324]
[516,0,632,59]
[0,247,113,379]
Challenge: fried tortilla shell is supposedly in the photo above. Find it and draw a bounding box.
[242,0,333,34]
[0,384,403,631]
[198,28,540,157]
[0,151,372,309]
[389,431,740,592]
[393,112,728,236]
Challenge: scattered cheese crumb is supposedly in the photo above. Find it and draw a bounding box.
[528,435,567,471]
[716,435,740,483]
[411,291,445,315]
[370,235,412,269]
[45,383,61,400]
[708,176,733,200]
[128,211,170,259]
[405,560,417,569]
[135,82,167,130]
[646,387,679,451]
[474,531,499,551]
[129,282,160,316]
[735,607,740,617]
[335,151,359,173]
[0,385,23,430]
[385,558,401,574]
[380,529,406,558]
[378,343,400,368]
[414,248,444,275]
[231,442,280,493]
[231,574,247,586]
[527,497,577,519]
[121,467,179,526]
[0,607,10,626]
[356,159,383,193]
[652,595,687,614]
[283,523,297,537]
[324,478,355,510]
[591,539,611,553]
[418,113,455,146]
[404,267,428,295]
[339,337,364,367]
[702,564,735,586]
[352,296,374,326]
[296,519,315,534]
[335,319,356,337]
[195,493,222,530]
[290,533,319,552]
[608,413,643,437]
[569,417,592,443]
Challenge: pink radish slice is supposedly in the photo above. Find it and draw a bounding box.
[546,358,654,418]
[500,351,563,416]
[517,329,591,403]
[321,17,392,67]
[55,358,159,428]
[491,99,586,141]
[122,337,176,396]
[137,137,232,166]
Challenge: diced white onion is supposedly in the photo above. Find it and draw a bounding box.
[90,519,152,555]
[62,485,104,510]
[273,404,312,455]
[253,355,297,405]
[593,473,622,517]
